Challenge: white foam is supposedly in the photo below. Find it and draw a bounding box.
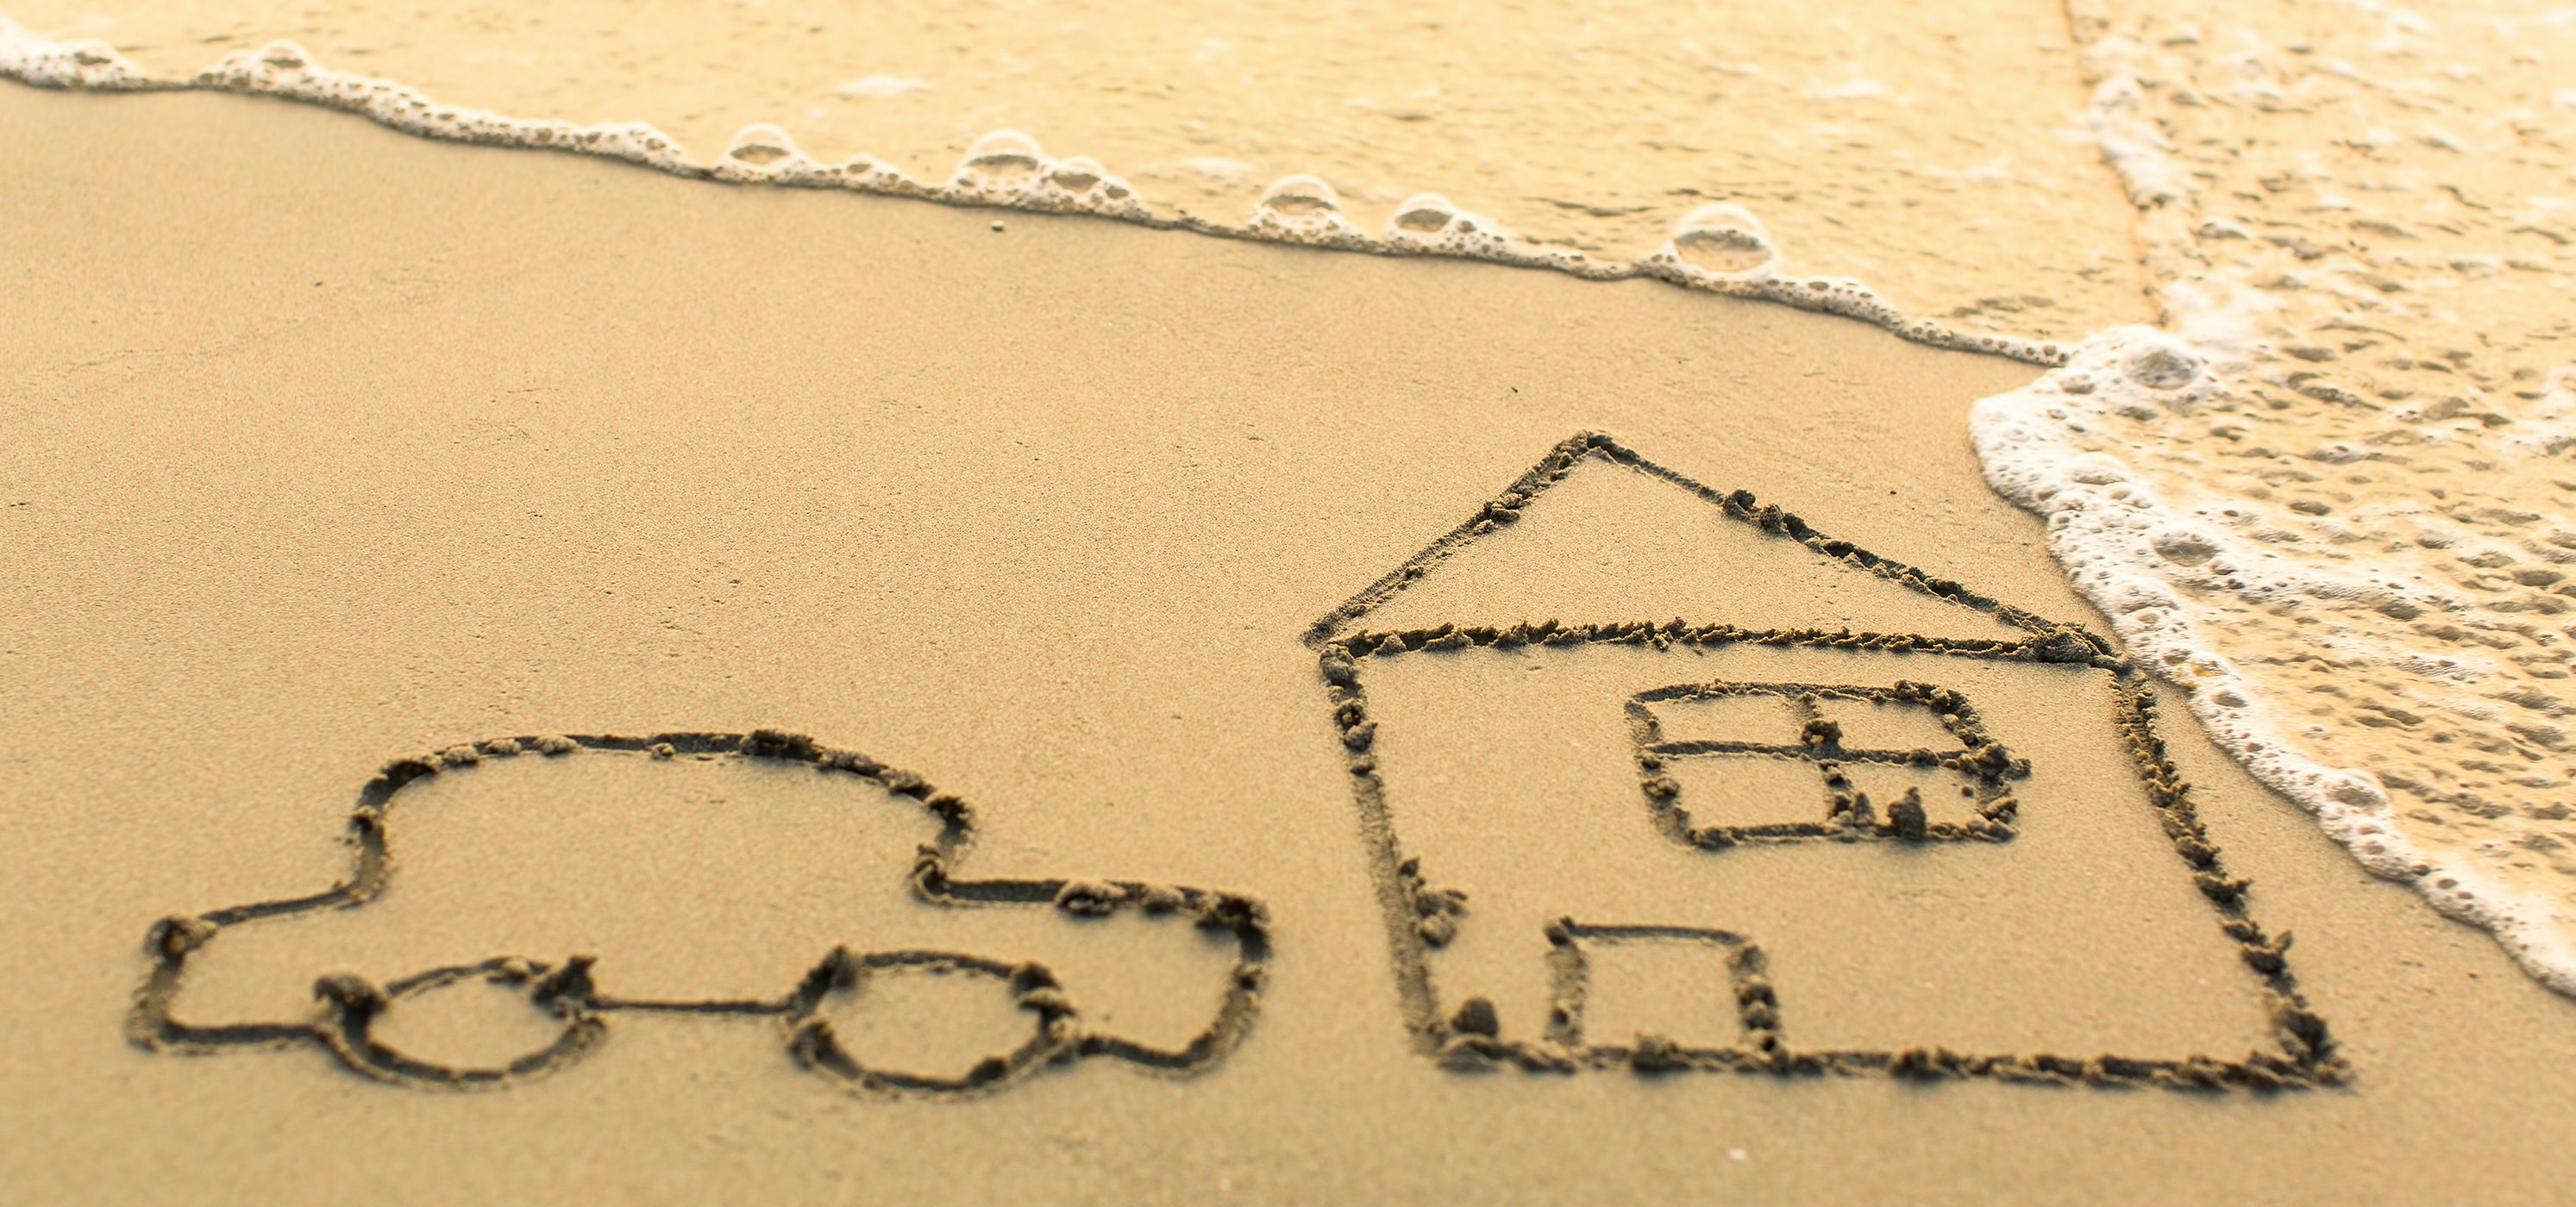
[1971,328,2576,995]
[944,130,1149,217]
[0,27,2065,371]
[0,16,147,89]
[1381,193,1517,260]
[835,75,929,98]
[190,41,699,172]
[1636,222,2065,365]
[2033,16,2576,994]
[2081,66,2186,210]
[1814,78,1893,101]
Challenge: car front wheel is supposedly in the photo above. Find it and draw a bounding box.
[316,956,605,1088]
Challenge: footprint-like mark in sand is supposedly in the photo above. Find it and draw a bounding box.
[129,730,1269,1098]
[1310,432,2341,1090]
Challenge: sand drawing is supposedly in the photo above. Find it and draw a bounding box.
[1309,433,2344,1090]
[129,730,1271,1098]
[1627,681,2027,848]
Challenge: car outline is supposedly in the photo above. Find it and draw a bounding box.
[129,728,1271,1098]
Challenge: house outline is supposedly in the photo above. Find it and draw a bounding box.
[1307,431,2342,1090]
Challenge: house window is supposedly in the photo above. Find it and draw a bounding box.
[1625,681,2028,847]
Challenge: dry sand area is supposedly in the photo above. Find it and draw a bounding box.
[5,85,2576,1204]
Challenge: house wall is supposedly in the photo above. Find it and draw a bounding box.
[1353,640,2278,1060]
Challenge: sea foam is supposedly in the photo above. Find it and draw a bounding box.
[0,20,2065,366]
[1983,0,2576,994]
[1971,331,2576,993]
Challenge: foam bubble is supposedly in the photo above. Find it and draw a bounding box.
[1030,154,1142,216]
[1388,193,1460,235]
[1669,203,1779,278]
[953,129,1048,191]
[2121,341,2201,391]
[1046,156,1107,193]
[1248,173,1369,248]
[714,123,812,180]
[1380,192,1526,260]
[1669,204,1772,275]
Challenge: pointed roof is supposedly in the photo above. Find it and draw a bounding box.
[1306,432,2084,647]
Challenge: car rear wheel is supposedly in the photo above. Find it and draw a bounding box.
[785,947,1077,1097]
[317,956,605,1088]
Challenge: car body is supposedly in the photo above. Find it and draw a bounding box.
[131,729,1269,1097]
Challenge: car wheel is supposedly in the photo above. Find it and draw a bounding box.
[784,947,1077,1097]
[316,956,605,1088]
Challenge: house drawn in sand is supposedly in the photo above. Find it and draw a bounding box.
[1309,433,2342,1089]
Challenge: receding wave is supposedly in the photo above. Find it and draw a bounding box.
[0,20,2065,367]
[1975,3,2576,993]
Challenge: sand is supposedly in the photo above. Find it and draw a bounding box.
[22,3,2576,981]
[5,85,2576,1204]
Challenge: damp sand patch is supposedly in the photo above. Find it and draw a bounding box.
[4,88,2576,1204]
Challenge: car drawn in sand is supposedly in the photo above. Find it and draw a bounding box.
[131,729,1270,1098]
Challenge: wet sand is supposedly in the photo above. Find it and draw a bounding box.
[4,87,2575,1205]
